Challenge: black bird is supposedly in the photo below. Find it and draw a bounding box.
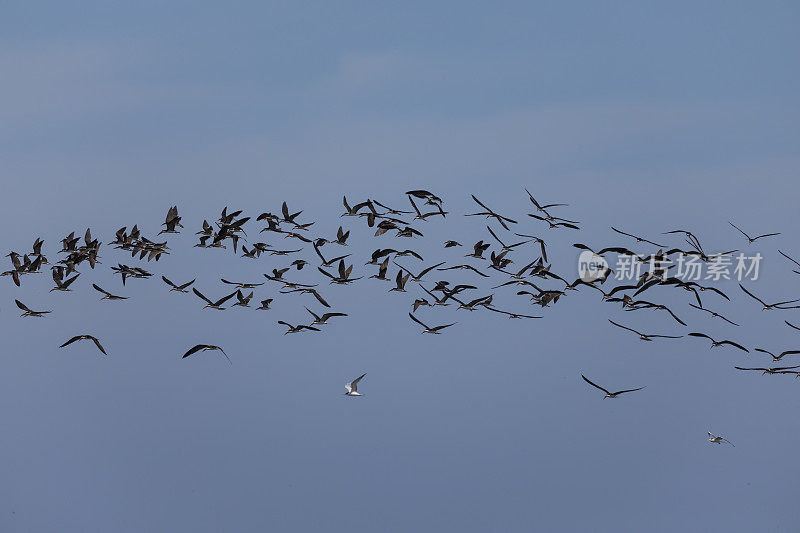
[341,196,372,217]
[277,321,320,334]
[394,249,424,260]
[257,298,273,310]
[369,257,391,281]
[778,250,800,275]
[389,269,411,292]
[412,298,430,311]
[688,304,740,326]
[333,226,350,245]
[162,276,195,293]
[409,196,447,221]
[465,195,517,230]
[92,284,128,301]
[753,348,800,362]
[485,307,542,319]
[373,199,412,215]
[408,312,456,334]
[581,374,644,399]
[232,290,254,307]
[437,264,490,278]
[739,283,800,310]
[60,335,107,355]
[221,278,264,289]
[465,240,491,259]
[610,227,665,247]
[524,188,568,214]
[486,226,529,251]
[393,261,446,283]
[529,213,579,230]
[182,344,231,364]
[305,308,348,325]
[728,221,780,244]
[280,287,331,308]
[318,259,361,284]
[687,333,749,353]
[313,243,350,268]
[514,233,549,262]
[15,299,51,317]
[159,205,183,234]
[734,364,800,375]
[619,299,687,326]
[50,271,79,292]
[444,240,461,248]
[192,288,237,310]
[607,319,683,341]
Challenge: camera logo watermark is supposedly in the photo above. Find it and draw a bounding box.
[577,251,609,282]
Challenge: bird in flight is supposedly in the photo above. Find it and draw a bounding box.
[753,348,800,362]
[687,333,749,353]
[182,344,231,364]
[408,312,456,334]
[739,283,800,311]
[344,373,366,396]
[92,284,128,301]
[581,374,645,399]
[707,432,734,447]
[728,221,780,244]
[162,276,195,293]
[15,299,51,317]
[60,335,107,355]
[607,319,683,341]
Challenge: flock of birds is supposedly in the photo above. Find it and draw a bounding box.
[5,189,799,448]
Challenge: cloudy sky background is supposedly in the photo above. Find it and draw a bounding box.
[1,2,799,531]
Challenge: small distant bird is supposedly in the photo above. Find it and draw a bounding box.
[162,276,195,293]
[408,312,456,334]
[60,335,107,355]
[344,373,366,396]
[182,344,231,364]
[305,307,347,325]
[277,321,320,334]
[581,374,645,399]
[92,284,128,301]
[707,432,734,447]
[687,333,749,353]
[728,222,779,244]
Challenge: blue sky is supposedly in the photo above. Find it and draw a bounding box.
[1,2,799,531]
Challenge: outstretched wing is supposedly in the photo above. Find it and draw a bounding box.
[581,374,611,395]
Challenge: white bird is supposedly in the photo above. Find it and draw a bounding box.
[345,373,366,396]
[707,431,734,447]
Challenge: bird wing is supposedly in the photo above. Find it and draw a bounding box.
[718,341,748,353]
[59,336,82,348]
[613,386,645,396]
[738,283,766,306]
[90,336,107,355]
[607,319,641,336]
[581,374,611,395]
[192,288,212,305]
[408,312,429,329]
[92,283,110,295]
[728,221,749,240]
[182,345,207,358]
[310,290,330,308]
